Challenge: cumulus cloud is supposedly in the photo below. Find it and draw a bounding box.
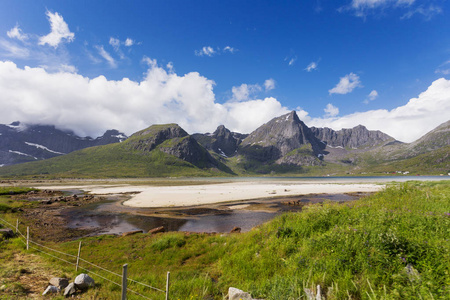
[38,11,74,48]
[324,103,339,117]
[0,60,448,143]
[0,60,289,137]
[124,38,134,47]
[7,25,28,41]
[264,78,276,91]
[309,78,450,142]
[329,73,362,95]
[195,46,215,57]
[95,46,117,68]
[231,83,262,102]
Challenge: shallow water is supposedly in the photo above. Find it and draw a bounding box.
[63,193,359,235]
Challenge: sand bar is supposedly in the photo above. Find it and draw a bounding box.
[36,180,385,208]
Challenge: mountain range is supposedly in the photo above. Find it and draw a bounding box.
[0,112,449,177]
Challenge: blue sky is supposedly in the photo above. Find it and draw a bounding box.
[0,0,449,142]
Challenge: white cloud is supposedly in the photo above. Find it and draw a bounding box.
[195,46,215,57]
[58,64,77,73]
[0,39,30,58]
[329,73,362,95]
[95,46,117,68]
[0,60,288,137]
[124,38,134,47]
[1,60,448,143]
[305,61,318,72]
[288,57,296,66]
[324,103,339,117]
[7,25,28,41]
[195,46,236,57]
[223,46,236,53]
[401,4,442,20]
[38,11,74,48]
[368,90,378,100]
[363,90,379,104]
[109,37,120,49]
[309,78,450,142]
[264,78,276,91]
[341,0,436,18]
[231,83,262,102]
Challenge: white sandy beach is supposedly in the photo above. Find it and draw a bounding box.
[36,180,385,208]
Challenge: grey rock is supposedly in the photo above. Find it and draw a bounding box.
[63,282,77,297]
[228,287,253,300]
[42,285,59,295]
[0,228,14,239]
[229,227,241,233]
[404,263,421,282]
[49,277,69,289]
[74,273,95,290]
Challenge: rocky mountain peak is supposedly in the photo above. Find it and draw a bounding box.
[239,111,324,161]
[126,124,188,152]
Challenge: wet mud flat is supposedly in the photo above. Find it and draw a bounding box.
[13,188,370,242]
[62,191,369,237]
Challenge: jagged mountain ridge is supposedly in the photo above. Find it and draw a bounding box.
[0,122,127,166]
[1,113,448,176]
[192,125,247,157]
[0,123,233,177]
[310,125,396,149]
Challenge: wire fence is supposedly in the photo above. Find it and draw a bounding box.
[0,216,170,300]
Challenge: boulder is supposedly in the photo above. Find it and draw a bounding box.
[42,285,59,295]
[74,273,95,290]
[0,228,14,239]
[63,282,77,297]
[230,227,241,233]
[149,226,165,234]
[49,277,69,289]
[228,287,253,300]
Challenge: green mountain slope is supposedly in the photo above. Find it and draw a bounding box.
[0,124,234,178]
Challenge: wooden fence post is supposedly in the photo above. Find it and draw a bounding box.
[122,264,128,300]
[26,226,29,250]
[166,271,170,300]
[76,241,82,271]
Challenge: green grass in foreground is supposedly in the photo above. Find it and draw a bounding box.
[1,181,449,299]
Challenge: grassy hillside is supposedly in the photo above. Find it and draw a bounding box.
[0,124,234,178]
[1,181,449,299]
[0,144,225,178]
